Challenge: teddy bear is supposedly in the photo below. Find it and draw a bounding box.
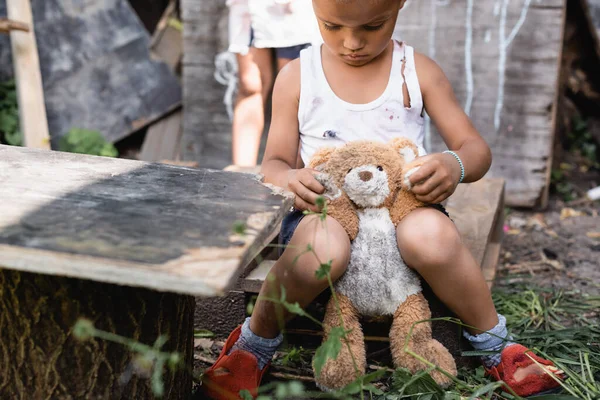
[308,137,458,390]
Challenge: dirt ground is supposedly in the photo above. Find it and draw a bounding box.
[497,156,600,296]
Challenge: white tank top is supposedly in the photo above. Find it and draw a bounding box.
[298,41,427,165]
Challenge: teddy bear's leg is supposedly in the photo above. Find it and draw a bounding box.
[313,293,366,391]
[389,293,457,387]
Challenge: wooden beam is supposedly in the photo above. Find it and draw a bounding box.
[140,0,184,163]
[6,0,50,149]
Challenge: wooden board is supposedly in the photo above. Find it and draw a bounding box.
[0,0,181,145]
[0,145,294,297]
[6,0,50,149]
[181,0,231,169]
[243,179,505,291]
[139,2,184,163]
[139,109,183,162]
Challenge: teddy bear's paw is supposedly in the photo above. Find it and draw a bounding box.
[314,172,342,201]
[420,339,457,388]
[402,166,421,190]
[313,343,365,391]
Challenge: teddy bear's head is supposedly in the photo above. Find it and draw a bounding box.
[310,138,420,209]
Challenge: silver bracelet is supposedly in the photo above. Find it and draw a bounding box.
[443,150,465,184]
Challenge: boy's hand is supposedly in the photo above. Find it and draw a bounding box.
[286,168,326,212]
[405,153,462,204]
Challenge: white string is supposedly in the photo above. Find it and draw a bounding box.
[214,51,238,121]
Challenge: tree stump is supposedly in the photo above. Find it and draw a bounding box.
[0,269,194,399]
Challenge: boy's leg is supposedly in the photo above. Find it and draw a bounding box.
[202,215,350,399]
[396,208,563,396]
[250,214,351,338]
[231,47,273,167]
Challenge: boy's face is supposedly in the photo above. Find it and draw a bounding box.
[312,0,404,66]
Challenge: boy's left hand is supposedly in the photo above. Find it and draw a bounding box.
[405,153,462,204]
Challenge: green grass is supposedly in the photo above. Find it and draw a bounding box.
[260,286,600,400]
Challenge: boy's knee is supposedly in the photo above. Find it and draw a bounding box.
[289,215,351,282]
[397,209,461,271]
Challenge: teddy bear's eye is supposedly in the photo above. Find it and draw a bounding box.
[377,166,384,171]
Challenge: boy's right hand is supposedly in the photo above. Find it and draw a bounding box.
[286,168,326,212]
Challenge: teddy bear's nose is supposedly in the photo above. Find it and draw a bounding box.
[359,171,373,182]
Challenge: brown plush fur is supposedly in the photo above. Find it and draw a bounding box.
[390,293,457,386]
[314,293,366,389]
[309,138,457,389]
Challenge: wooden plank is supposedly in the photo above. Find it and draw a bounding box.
[139,108,183,162]
[181,0,231,168]
[0,144,294,297]
[6,0,50,149]
[243,179,506,293]
[243,260,276,293]
[394,1,565,208]
[139,2,184,163]
[445,178,505,267]
[150,0,182,71]
[0,0,181,145]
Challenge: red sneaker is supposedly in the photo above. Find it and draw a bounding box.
[485,344,565,397]
[200,326,268,400]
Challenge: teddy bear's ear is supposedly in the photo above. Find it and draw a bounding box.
[389,137,418,164]
[308,147,336,171]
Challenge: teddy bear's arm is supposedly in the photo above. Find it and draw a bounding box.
[390,163,426,225]
[313,172,360,240]
[327,194,359,241]
[390,189,424,224]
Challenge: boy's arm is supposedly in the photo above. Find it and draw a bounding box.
[404,52,492,204]
[260,59,325,212]
[260,60,301,188]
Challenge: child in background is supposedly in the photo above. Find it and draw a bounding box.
[227,0,320,167]
[203,0,565,398]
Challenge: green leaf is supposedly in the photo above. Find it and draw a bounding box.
[315,195,326,210]
[467,382,503,399]
[340,379,362,395]
[363,383,384,395]
[315,262,331,280]
[194,329,215,338]
[239,389,253,400]
[58,128,119,157]
[275,381,305,398]
[283,301,307,318]
[313,326,344,377]
[232,221,247,235]
[361,368,388,383]
[5,129,23,146]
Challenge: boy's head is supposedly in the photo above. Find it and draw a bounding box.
[312,0,405,66]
